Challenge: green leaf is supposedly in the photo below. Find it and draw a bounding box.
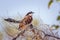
[55,25,59,29]
[56,0,60,2]
[48,0,53,8]
[57,16,60,20]
[52,25,59,29]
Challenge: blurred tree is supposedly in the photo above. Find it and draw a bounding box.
[48,0,60,21]
[57,16,60,20]
[48,0,60,8]
[48,0,53,8]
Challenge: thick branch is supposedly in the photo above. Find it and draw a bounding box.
[40,30,60,39]
[32,27,60,39]
[12,30,25,40]
[45,33,60,39]
[12,25,60,40]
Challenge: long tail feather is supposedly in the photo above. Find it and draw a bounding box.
[4,18,20,23]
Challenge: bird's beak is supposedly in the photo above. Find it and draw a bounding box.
[31,12,34,14]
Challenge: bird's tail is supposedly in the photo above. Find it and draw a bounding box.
[4,18,20,23]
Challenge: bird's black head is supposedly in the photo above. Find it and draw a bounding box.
[26,11,34,16]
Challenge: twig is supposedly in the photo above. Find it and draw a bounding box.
[31,27,60,39]
[45,33,60,39]
[38,29,60,39]
[12,23,60,40]
[12,30,25,40]
[12,24,33,40]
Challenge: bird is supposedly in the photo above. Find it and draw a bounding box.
[18,11,34,30]
[4,11,34,40]
[4,11,34,30]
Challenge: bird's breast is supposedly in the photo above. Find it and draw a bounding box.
[24,16,32,24]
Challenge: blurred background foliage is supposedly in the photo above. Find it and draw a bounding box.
[48,0,60,21]
[48,0,60,29]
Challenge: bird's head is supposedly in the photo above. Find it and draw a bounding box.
[26,11,34,16]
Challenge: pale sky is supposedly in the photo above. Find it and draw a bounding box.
[0,0,60,25]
